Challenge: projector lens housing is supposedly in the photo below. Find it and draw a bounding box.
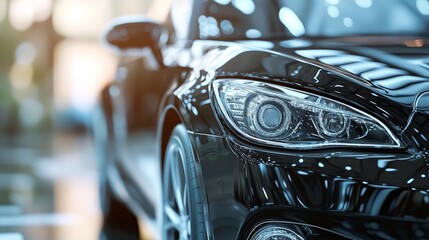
[213,79,401,150]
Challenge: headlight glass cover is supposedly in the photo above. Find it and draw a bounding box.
[213,79,401,149]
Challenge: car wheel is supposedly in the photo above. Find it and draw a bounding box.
[163,124,207,240]
[93,103,140,240]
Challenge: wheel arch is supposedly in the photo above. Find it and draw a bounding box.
[160,106,183,170]
[159,107,215,240]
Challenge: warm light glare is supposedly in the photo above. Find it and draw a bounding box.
[53,0,112,38]
[54,176,101,240]
[147,0,173,22]
[34,0,53,22]
[117,1,148,16]
[54,40,117,115]
[9,0,35,31]
[404,39,425,47]
[9,63,33,90]
[7,0,52,30]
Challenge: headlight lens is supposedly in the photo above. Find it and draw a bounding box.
[247,95,291,138]
[213,79,401,149]
[251,226,304,240]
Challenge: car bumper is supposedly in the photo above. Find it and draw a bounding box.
[189,132,429,239]
[237,205,429,239]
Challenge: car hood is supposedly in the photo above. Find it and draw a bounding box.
[271,36,429,107]
[199,36,429,148]
[269,37,429,149]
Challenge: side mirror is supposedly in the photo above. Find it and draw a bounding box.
[103,16,168,66]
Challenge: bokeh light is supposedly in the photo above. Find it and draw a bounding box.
[15,42,37,65]
[1,1,158,239]
[54,40,117,121]
[53,0,112,39]
[9,62,33,90]
[9,0,34,31]
[34,0,53,22]
[417,0,429,15]
[8,0,52,30]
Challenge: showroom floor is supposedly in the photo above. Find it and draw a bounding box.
[0,131,101,240]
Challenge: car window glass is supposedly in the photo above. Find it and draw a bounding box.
[197,0,429,40]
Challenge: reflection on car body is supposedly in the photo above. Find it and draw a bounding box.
[93,0,429,239]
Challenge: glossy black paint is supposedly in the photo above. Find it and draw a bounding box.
[97,2,429,240]
[236,206,429,239]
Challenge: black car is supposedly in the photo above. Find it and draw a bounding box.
[93,0,429,239]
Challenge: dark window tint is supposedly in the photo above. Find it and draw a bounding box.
[196,0,429,40]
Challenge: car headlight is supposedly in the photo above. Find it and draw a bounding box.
[213,79,401,150]
[250,225,304,240]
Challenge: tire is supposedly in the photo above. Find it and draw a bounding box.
[93,102,140,240]
[163,124,207,240]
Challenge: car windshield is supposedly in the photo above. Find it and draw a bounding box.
[197,0,429,39]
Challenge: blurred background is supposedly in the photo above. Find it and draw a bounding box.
[0,0,171,239]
